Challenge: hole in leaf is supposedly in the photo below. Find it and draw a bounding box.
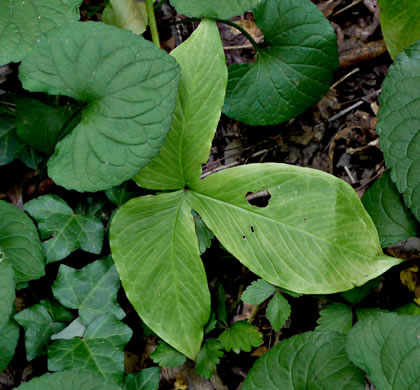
[250,226,255,233]
[246,190,271,208]
[242,234,246,240]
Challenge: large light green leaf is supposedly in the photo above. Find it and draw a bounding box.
[52,257,125,325]
[110,191,210,360]
[135,19,227,190]
[377,41,420,221]
[103,0,149,35]
[223,0,339,126]
[19,21,180,192]
[48,314,132,384]
[0,320,20,372]
[16,371,122,390]
[0,115,21,165]
[169,0,260,19]
[379,0,420,59]
[0,262,15,333]
[190,164,400,294]
[14,304,66,360]
[0,0,82,65]
[243,331,365,390]
[0,200,45,283]
[24,194,105,263]
[362,171,418,247]
[347,312,420,389]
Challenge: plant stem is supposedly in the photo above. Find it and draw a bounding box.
[216,18,260,52]
[146,0,160,48]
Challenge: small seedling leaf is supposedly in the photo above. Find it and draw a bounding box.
[266,292,291,331]
[124,367,160,390]
[151,341,187,368]
[241,279,277,305]
[316,303,353,334]
[196,339,224,379]
[218,321,263,354]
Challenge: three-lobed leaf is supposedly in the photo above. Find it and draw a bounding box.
[223,0,339,125]
[19,21,180,192]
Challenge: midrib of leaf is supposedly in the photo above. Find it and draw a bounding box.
[45,215,75,256]
[79,266,113,310]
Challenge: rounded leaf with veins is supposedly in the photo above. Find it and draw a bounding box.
[19,21,180,192]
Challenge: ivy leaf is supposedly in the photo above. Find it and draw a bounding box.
[241,279,277,305]
[266,292,291,331]
[0,262,15,333]
[218,321,263,354]
[190,164,400,294]
[51,318,86,341]
[341,277,380,305]
[0,115,21,165]
[124,367,160,390]
[110,191,210,360]
[16,98,81,155]
[135,19,227,190]
[362,171,418,247]
[243,331,365,389]
[14,304,66,361]
[0,320,20,372]
[16,371,122,390]
[0,200,45,283]
[377,41,420,222]
[40,298,76,324]
[379,0,420,58]
[195,339,224,379]
[103,0,149,35]
[52,257,125,326]
[151,340,187,368]
[19,21,180,192]
[169,0,260,19]
[347,312,420,389]
[0,0,82,65]
[316,303,353,334]
[48,314,132,384]
[223,0,339,125]
[193,212,215,255]
[24,194,105,263]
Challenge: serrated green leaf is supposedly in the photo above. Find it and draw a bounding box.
[316,303,353,334]
[16,98,81,155]
[151,340,187,368]
[362,171,418,247]
[243,331,365,390]
[190,164,400,294]
[223,0,339,125]
[0,320,20,372]
[14,304,66,361]
[204,311,217,335]
[0,115,21,165]
[0,200,45,283]
[24,194,105,263]
[241,279,277,305]
[48,314,132,384]
[0,0,82,65]
[110,191,210,360]
[170,0,260,19]
[195,339,224,379]
[52,257,125,326]
[347,312,420,389]
[135,19,227,190]
[266,292,291,331]
[377,41,420,222]
[341,277,380,305]
[194,212,215,255]
[19,21,180,192]
[218,321,263,354]
[51,317,86,340]
[16,371,122,390]
[124,367,160,390]
[103,0,148,35]
[0,262,15,333]
[40,298,76,324]
[395,302,420,316]
[355,308,388,322]
[379,0,420,59]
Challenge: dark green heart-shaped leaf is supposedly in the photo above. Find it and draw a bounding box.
[0,200,45,283]
[190,164,400,294]
[52,257,125,325]
[0,262,15,333]
[48,314,132,384]
[0,0,82,65]
[223,0,339,126]
[362,171,418,247]
[0,115,21,165]
[379,0,420,59]
[14,304,66,361]
[0,320,20,372]
[218,321,263,354]
[16,371,122,390]
[316,303,353,334]
[19,21,180,192]
[196,339,224,379]
[16,98,81,155]
[24,194,105,263]
[266,292,291,331]
[241,279,277,305]
[124,367,160,390]
[169,0,260,18]
[377,41,420,222]
[243,331,365,390]
[347,312,420,389]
